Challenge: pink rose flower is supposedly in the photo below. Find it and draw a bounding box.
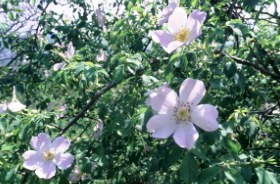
[151,8,207,53]
[146,78,219,149]
[53,62,66,71]
[96,50,108,62]
[23,133,74,179]
[93,122,103,138]
[95,7,106,31]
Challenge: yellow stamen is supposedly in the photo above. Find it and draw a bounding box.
[174,28,189,42]
[43,151,55,161]
[176,106,189,122]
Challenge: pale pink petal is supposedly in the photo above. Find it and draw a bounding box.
[186,17,201,44]
[158,17,168,25]
[192,104,219,131]
[95,8,105,28]
[146,85,178,114]
[163,40,184,54]
[172,123,199,149]
[8,101,26,112]
[22,150,43,170]
[179,78,206,106]
[147,114,177,138]
[189,10,207,24]
[162,2,177,17]
[158,1,178,25]
[53,62,66,71]
[151,30,174,47]
[0,103,7,113]
[51,136,70,154]
[168,7,188,34]
[30,133,52,152]
[35,161,56,179]
[54,153,74,170]
[65,42,75,59]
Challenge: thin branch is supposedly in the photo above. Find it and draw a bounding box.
[59,81,118,135]
[34,1,51,48]
[246,147,280,151]
[219,52,280,82]
[219,0,237,52]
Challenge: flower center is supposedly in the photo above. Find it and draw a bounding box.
[173,102,192,123]
[43,150,55,161]
[174,28,189,42]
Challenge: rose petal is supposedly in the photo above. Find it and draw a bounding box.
[35,161,56,179]
[172,123,199,149]
[189,10,207,24]
[158,17,168,25]
[158,1,178,25]
[53,62,66,71]
[186,17,201,44]
[179,78,206,106]
[54,153,74,170]
[7,101,26,112]
[147,114,177,138]
[0,103,7,113]
[65,42,75,59]
[168,7,188,34]
[146,85,179,114]
[22,150,43,171]
[151,30,174,47]
[51,136,71,154]
[192,104,219,131]
[30,133,52,152]
[164,40,184,54]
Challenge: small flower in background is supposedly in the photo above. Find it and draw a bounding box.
[146,78,219,149]
[95,6,106,31]
[47,102,67,119]
[68,166,91,183]
[8,86,26,112]
[96,50,108,62]
[64,42,75,59]
[157,0,179,25]
[53,62,66,71]
[56,105,67,118]
[52,42,75,71]
[93,121,104,138]
[151,7,207,53]
[0,102,8,114]
[22,133,74,179]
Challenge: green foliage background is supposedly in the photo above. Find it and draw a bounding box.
[0,0,279,183]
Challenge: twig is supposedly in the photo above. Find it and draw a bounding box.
[219,52,280,82]
[59,82,118,135]
[33,1,51,48]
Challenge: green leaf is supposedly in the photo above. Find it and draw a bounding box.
[7,12,14,20]
[224,168,245,184]
[234,72,246,91]
[197,166,222,184]
[18,124,29,140]
[224,62,237,78]
[223,137,242,153]
[210,79,224,89]
[191,0,199,7]
[180,153,198,183]
[226,19,251,37]
[5,168,16,182]
[255,167,278,184]
[241,166,253,182]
